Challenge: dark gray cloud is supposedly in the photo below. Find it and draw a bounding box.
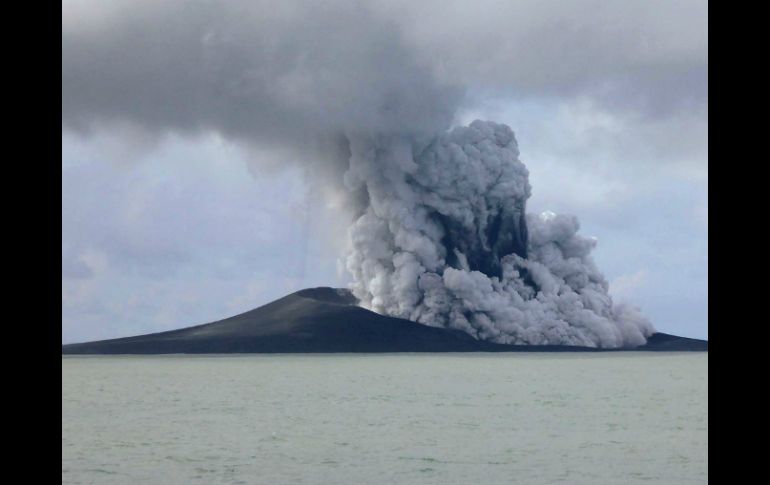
[63,0,462,149]
[398,0,707,119]
[63,0,706,145]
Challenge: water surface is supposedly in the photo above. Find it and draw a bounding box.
[62,353,707,484]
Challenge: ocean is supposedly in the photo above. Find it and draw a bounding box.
[62,353,707,484]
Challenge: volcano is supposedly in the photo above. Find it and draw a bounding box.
[61,287,707,354]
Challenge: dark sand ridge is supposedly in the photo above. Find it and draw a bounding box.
[62,287,708,354]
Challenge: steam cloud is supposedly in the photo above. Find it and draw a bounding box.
[61,0,678,347]
[344,122,652,347]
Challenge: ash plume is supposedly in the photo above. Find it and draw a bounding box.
[343,122,652,347]
[61,0,676,347]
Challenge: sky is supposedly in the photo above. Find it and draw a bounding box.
[62,0,707,343]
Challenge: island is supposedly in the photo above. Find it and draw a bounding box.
[62,287,708,354]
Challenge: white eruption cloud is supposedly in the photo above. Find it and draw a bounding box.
[60,0,689,347]
[344,121,653,347]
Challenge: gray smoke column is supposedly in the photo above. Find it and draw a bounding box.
[62,0,659,347]
[343,122,653,347]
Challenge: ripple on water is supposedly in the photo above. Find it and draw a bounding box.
[62,353,708,485]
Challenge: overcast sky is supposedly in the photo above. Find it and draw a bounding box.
[62,0,707,343]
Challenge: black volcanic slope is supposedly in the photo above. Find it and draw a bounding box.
[62,287,707,354]
[635,332,708,351]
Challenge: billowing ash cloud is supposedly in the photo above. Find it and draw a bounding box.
[63,0,462,154]
[61,0,679,347]
[344,121,652,347]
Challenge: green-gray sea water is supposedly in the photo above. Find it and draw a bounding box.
[62,353,707,484]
